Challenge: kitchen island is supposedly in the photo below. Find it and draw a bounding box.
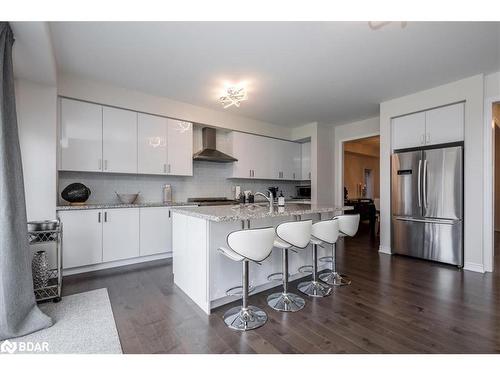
[171,203,351,314]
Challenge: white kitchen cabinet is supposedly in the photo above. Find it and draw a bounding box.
[286,141,301,180]
[230,131,302,180]
[425,103,464,146]
[391,112,426,150]
[255,136,273,179]
[392,103,464,150]
[60,98,103,172]
[138,113,168,174]
[139,207,171,256]
[167,119,193,176]
[301,141,311,180]
[59,209,103,269]
[102,107,138,173]
[102,208,140,262]
[60,98,194,177]
[230,132,258,178]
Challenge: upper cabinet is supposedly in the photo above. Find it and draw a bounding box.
[60,98,103,172]
[59,98,193,176]
[166,119,193,176]
[391,111,426,150]
[229,132,257,178]
[229,132,301,180]
[392,102,464,150]
[425,103,464,146]
[138,113,168,175]
[102,107,138,173]
[301,141,311,180]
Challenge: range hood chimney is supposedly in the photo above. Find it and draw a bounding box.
[193,127,238,163]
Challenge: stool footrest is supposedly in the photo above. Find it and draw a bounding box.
[225,285,255,297]
[267,272,283,281]
[319,256,333,263]
[298,265,313,274]
[267,272,291,281]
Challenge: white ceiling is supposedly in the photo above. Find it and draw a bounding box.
[49,22,500,127]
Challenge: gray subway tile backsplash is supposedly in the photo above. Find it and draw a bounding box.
[58,161,300,205]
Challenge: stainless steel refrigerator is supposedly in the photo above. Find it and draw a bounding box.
[391,145,463,266]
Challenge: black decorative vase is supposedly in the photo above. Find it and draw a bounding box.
[61,183,91,205]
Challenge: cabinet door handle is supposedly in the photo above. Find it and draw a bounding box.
[249,169,252,177]
[98,212,101,223]
[104,211,108,222]
[293,173,295,180]
[98,159,102,170]
[168,210,171,218]
[168,164,171,173]
[163,164,167,173]
[104,159,108,170]
[426,133,430,143]
[309,172,311,179]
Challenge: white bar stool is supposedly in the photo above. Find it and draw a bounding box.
[218,227,275,331]
[267,220,312,312]
[297,220,333,298]
[319,214,360,286]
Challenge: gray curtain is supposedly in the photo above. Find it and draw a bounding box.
[0,22,52,340]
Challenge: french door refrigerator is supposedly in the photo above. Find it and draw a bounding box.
[391,145,463,266]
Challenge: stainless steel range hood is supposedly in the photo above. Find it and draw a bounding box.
[193,127,238,163]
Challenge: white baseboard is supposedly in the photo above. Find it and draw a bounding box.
[378,245,392,255]
[63,252,172,276]
[463,261,485,273]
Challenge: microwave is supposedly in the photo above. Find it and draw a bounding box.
[295,185,311,199]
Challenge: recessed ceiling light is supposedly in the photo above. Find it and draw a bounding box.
[219,85,248,109]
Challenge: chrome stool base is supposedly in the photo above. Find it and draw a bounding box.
[223,305,268,331]
[297,280,332,297]
[319,271,351,286]
[267,292,305,312]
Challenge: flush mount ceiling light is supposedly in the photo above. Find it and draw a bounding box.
[368,21,408,30]
[219,86,248,109]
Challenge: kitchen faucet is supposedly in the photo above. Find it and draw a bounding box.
[255,190,274,208]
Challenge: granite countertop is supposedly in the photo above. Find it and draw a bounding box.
[170,203,353,222]
[56,201,197,211]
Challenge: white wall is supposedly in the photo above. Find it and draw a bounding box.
[16,79,57,221]
[333,117,380,206]
[57,74,292,140]
[380,74,485,272]
[483,71,500,272]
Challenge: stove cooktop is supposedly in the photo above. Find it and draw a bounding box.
[187,197,239,206]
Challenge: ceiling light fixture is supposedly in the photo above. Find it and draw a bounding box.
[219,86,248,109]
[368,21,407,30]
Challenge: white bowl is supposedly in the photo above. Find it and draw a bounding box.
[116,192,140,204]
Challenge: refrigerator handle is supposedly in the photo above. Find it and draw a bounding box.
[423,159,428,208]
[417,159,422,208]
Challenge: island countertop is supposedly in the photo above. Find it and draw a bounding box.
[170,203,352,222]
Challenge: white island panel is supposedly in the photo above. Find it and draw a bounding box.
[172,212,210,313]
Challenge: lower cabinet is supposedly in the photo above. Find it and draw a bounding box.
[59,209,103,269]
[59,206,174,271]
[139,207,171,256]
[103,208,140,262]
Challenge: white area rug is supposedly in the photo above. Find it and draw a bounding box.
[1,288,122,354]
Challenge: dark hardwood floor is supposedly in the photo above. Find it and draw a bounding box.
[62,223,500,353]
